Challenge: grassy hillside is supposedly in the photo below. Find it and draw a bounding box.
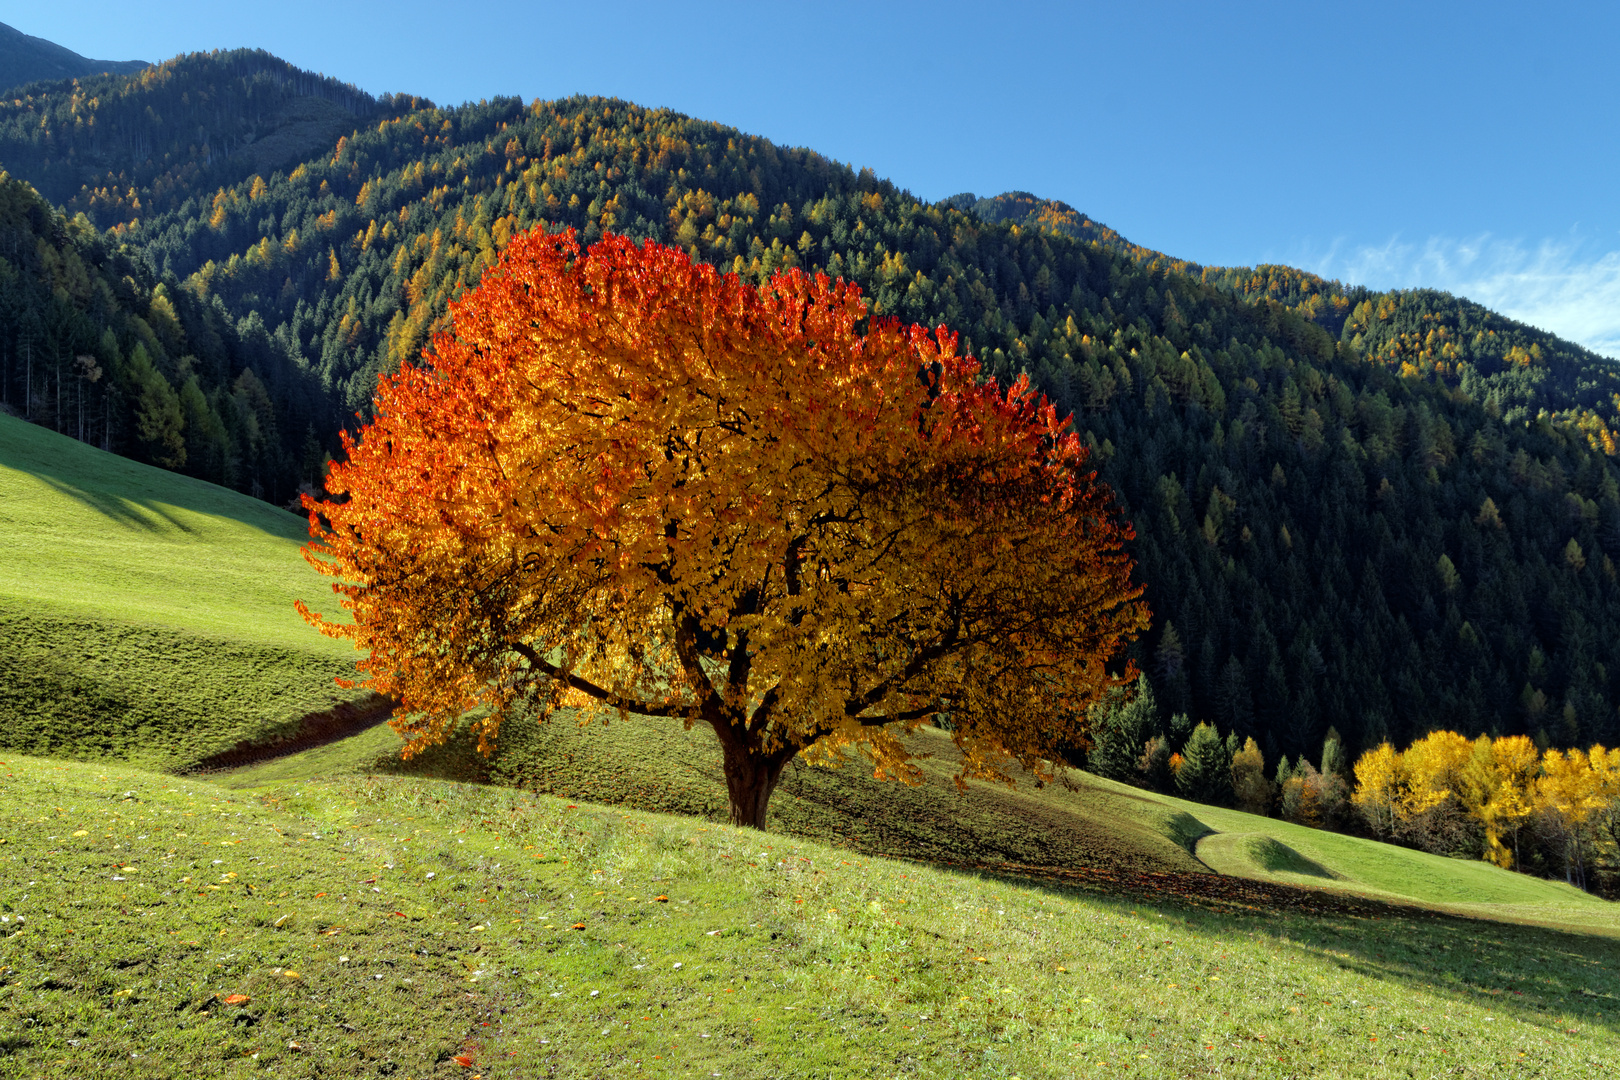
[2,753,1615,1079]
[209,706,1615,935]
[0,413,361,768]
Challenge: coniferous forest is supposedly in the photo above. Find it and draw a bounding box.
[6,48,1620,770]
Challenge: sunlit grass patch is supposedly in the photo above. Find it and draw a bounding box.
[0,415,362,769]
[4,755,1617,1078]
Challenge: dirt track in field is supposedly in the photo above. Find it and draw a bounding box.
[181,693,395,774]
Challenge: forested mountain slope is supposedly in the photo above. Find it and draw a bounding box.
[0,21,147,92]
[4,57,1620,767]
[959,191,1620,437]
[0,174,327,503]
[0,49,425,228]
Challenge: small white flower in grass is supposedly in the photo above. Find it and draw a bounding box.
[426,872,435,880]
[590,990,600,998]
[673,962,682,969]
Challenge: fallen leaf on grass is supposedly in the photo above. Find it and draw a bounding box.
[572,923,586,930]
[654,895,668,903]
[453,1054,475,1067]
[223,994,250,1006]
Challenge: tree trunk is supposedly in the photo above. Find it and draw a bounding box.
[715,727,795,830]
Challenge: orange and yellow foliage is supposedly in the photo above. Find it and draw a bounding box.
[299,230,1148,828]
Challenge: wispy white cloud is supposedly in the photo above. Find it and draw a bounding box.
[1294,234,1620,360]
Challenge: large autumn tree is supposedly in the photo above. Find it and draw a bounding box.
[299,230,1148,828]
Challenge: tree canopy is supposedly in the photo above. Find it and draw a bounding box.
[299,231,1148,827]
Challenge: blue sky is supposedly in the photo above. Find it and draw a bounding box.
[17,1,1620,355]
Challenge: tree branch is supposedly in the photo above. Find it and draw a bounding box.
[508,640,702,720]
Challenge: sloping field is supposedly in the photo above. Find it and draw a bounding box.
[2,754,1616,1079]
[215,708,1618,933]
[0,414,361,768]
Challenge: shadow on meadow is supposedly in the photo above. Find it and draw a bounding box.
[370,705,1620,1041]
[0,412,305,541]
[377,709,1207,876]
[964,863,1620,1037]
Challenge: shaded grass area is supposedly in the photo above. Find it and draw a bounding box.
[3,755,1618,1079]
[0,603,357,770]
[364,712,1207,877]
[232,709,1617,934]
[0,415,363,769]
[1185,799,1605,920]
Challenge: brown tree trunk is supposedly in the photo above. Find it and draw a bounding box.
[713,724,796,830]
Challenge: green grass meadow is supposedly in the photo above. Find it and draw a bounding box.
[0,414,362,768]
[345,709,1611,927]
[2,753,1616,1079]
[4,409,1620,1077]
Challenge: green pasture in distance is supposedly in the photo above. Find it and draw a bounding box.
[0,415,361,768]
[222,708,1620,935]
[2,754,1616,1079]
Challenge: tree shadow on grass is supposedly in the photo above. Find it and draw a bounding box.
[1,413,303,540]
[372,706,1620,1035]
[951,859,1620,1035]
[31,473,195,534]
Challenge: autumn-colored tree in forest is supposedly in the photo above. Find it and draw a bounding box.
[1461,734,1539,868]
[1350,732,1620,887]
[299,230,1148,828]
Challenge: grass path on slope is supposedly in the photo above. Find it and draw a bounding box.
[2,755,1617,1079]
[0,415,361,768]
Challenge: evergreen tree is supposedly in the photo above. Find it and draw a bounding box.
[1088,674,1159,784]
[1175,722,1233,806]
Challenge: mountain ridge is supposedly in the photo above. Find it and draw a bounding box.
[0,21,148,92]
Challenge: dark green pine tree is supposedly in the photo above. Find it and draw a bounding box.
[1088,674,1159,783]
[1175,722,1233,806]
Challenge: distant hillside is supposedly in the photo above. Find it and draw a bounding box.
[953,192,1620,431]
[0,174,327,505]
[0,22,147,91]
[0,48,428,228]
